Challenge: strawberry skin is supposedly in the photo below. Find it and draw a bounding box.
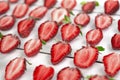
[0,34,20,53]
[25,0,37,5]
[57,67,82,80]
[74,46,98,68]
[103,53,120,76]
[51,41,71,64]
[5,57,26,80]
[44,0,57,8]
[18,18,36,38]
[0,15,15,30]
[61,23,80,42]
[9,0,18,3]
[90,75,109,80]
[0,1,9,14]
[118,19,120,31]
[24,39,42,57]
[38,21,58,42]
[33,65,54,80]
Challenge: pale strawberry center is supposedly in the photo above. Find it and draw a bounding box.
[0,16,13,26]
[63,0,75,9]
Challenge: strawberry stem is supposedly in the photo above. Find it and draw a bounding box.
[26,59,32,65]
[0,32,3,38]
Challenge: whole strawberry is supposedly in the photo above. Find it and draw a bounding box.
[25,0,37,6]
[89,75,109,80]
[0,1,9,14]
[44,0,57,8]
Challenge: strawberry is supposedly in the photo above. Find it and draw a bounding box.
[0,1,9,14]
[44,0,57,8]
[13,4,29,18]
[5,57,26,80]
[57,67,82,80]
[104,0,119,14]
[111,33,120,49]
[24,39,42,57]
[29,6,48,19]
[9,0,18,3]
[0,34,20,53]
[51,7,69,24]
[74,13,90,26]
[89,75,109,80]
[61,0,76,10]
[95,14,112,30]
[103,53,120,76]
[61,23,80,42]
[74,46,98,68]
[51,41,71,64]
[0,15,15,30]
[118,19,120,31]
[25,0,37,5]
[38,21,58,42]
[18,18,36,38]
[86,29,103,46]
[33,65,54,80]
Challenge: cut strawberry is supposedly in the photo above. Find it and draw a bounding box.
[5,57,26,80]
[33,65,54,80]
[0,1,9,14]
[86,29,103,46]
[29,6,48,19]
[24,39,42,57]
[38,21,58,42]
[25,0,37,5]
[13,4,29,18]
[104,0,119,14]
[9,0,18,3]
[0,34,20,53]
[74,46,98,68]
[61,0,76,10]
[74,13,90,26]
[57,67,82,80]
[118,19,120,31]
[95,14,112,30]
[44,0,57,8]
[89,75,109,80]
[0,15,15,30]
[103,53,120,76]
[18,18,36,38]
[51,41,71,64]
[61,23,80,42]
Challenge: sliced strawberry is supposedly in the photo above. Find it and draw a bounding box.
[74,46,98,68]
[9,0,18,3]
[61,0,76,10]
[86,29,103,46]
[5,57,26,80]
[18,18,36,38]
[0,1,9,14]
[0,34,20,53]
[13,4,29,18]
[44,0,57,8]
[38,21,58,42]
[51,7,69,24]
[103,53,120,76]
[57,67,82,80]
[61,23,80,42]
[0,15,15,30]
[95,14,112,30]
[104,0,119,14]
[74,13,90,26]
[90,75,109,80]
[33,65,54,80]
[51,41,71,64]
[118,19,120,31]
[29,6,48,19]
[24,39,42,57]
[25,0,37,5]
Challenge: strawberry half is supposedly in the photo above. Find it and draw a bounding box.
[0,34,20,53]
[74,46,98,68]
[9,0,18,3]
[0,1,9,14]
[57,67,82,80]
[103,53,120,76]
[51,41,71,64]
[95,14,112,30]
[44,0,57,8]
[111,33,120,49]
[13,4,29,18]
[24,39,42,57]
[61,0,76,10]
[86,29,103,46]
[38,21,58,42]
[61,23,80,42]
[0,15,15,30]
[18,18,36,38]
[74,13,90,26]
[104,0,119,14]
[118,19,120,31]
[25,0,37,6]
[89,75,109,80]
[29,6,48,19]
[33,65,54,80]
[5,57,26,80]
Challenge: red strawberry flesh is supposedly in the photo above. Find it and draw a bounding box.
[25,0,37,5]
[90,75,109,80]
[44,0,57,8]
[0,1,9,14]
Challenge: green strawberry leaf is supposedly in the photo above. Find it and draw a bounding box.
[69,10,75,16]
[80,1,86,5]
[63,15,71,24]
[96,46,105,51]
[95,1,99,6]
[0,32,3,38]
[41,40,46,45]
[109,77,115,80]
[80,31,83,36]
[86,75,92,79]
